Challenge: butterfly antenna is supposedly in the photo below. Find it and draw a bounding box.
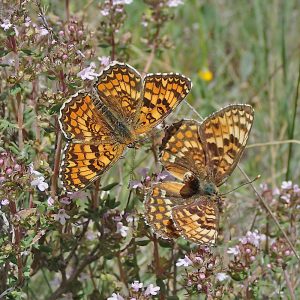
[221,175,261,196]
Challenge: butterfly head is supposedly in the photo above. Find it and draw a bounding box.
[202,182,218,196]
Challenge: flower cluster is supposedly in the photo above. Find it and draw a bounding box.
[227,230,263,278]
[0,152,33,204]
[270,238,293,267]
[260,180,300,207]
[177,247,229,298]
[108,281,160,299]
[129,168,173,197]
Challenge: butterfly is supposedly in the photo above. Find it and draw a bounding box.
[59,62,192,192]
[144,104,254,245]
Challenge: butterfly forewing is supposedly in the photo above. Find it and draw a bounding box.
[160,120,207,181]
[59,92,115,142]
[134,73,192,134]
[172,196,219,245]
[145,181,185,239]
[199,104,254,186]
[95,62,143,124]
[60,142,125,192]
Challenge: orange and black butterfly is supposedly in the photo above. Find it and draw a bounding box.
[144,104,254,245]
[59,62,191,192]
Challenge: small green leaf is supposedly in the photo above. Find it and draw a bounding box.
[98,43,110,48]
[10,83,22,95]
[136,239,151,246]
[101,182,119,191]
[21,49,35,56]
[47,74,57,80]
[0,49,9,57]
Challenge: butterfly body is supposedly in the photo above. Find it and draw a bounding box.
[59,62,191,192]
[145,104,254,245]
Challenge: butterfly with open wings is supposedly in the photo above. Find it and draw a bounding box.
[59,62,192,192]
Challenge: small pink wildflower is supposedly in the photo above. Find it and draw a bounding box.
[77,62,99,80]
[176,255,193,267]
[144,284,160,296]
[131,280,143,292]
[53,209,70,225]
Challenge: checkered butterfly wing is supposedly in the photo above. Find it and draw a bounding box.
[59,92,126,192]
[145,181,184,239]
[172,195,219,245]
[199,104,254,186]
[133,73,192,135]
[95,62,143,125]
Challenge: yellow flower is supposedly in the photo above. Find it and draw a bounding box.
[198,69,213,82]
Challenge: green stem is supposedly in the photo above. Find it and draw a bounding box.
[286,60,300,180]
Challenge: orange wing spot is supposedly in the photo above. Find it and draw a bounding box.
[123,75,129,83]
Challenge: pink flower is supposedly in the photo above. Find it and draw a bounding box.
[167,0,184,7]
[47,197,54,206]
[98,56,110,66]
[131,280,143,292]
[216,273,229,282]
[77,62,99,80]
[1,19,12,31]
[281,181,292,190]
[116,222,129,237]
[176,255,192,267]
[227,246,240,256]
[53,209,70,225]
[107,293,124,300]
[240,230,262,247]
[144,284,160,296]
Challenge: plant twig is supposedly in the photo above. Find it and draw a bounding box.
[246,139,300,149]
[284,268,296,300]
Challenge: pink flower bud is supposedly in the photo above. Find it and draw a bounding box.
[0,159,4,165]
[197,284,202,291]
[6,168,12,175]
[14,164,21,171]
[69,25,75,31]
[199,273,205,280]
[78,30,83,36]
[62,54,68,60]
[245,248,251,254]
[59,30,64,36]
[0,176,5,182]
[250,256,256,261]
[284,250,290,256]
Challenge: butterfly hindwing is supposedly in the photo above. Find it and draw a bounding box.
[134,73,192,134]
[144,181,185,239]
[60,142,125,192]
[171,196,219,245]
[200,104,254,186]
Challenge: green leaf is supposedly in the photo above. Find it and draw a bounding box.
[158,239,173,248]
[98,43,110,48]
[0,63,10,67]
[136,239,151,246]
[0,49,9,57]
[101,182,119,191]
[21,49,35,56]
[10,83,22,95]
[49,103,62,114]
[47,74,57,80]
